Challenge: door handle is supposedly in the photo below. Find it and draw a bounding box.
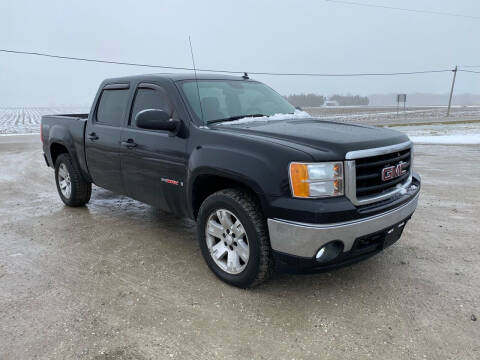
[88,132,99,141]
[121,139,137,148]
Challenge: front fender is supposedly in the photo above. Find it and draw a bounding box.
[184,125,315,219]
[186,145,272,217]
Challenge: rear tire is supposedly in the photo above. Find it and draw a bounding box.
[197,188,274,288]
[54,153,91,207]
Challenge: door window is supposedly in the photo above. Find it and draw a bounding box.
[96,89,129,127]
[130,87,172,128]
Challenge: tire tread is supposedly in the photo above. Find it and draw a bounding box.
[198,188,274,287]
[55,153,91,207]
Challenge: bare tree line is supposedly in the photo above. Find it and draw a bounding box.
[285,94,369,107]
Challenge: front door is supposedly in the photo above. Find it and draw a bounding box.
[85,83,130,194]
[120,82,188,215]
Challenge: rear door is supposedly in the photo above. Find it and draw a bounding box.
[85,83,130,194]
[120,81,188,215]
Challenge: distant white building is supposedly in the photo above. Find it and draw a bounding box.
[324,100,339,107]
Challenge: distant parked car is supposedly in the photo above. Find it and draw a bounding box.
[324,100,339,106]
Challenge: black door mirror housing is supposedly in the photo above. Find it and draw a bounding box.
[135,109,179,131]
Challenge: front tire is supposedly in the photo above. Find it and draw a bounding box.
[197,189,274,288]
[54,153,91,207]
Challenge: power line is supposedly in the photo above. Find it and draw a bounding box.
[0,48,455,77]
[325,0,480,20]
[0,48,194,71]
[249,69,453,76]
[459,69,480,74]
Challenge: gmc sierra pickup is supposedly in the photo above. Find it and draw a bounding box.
[41,74,420,288]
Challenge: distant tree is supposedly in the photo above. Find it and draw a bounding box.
[285,93,325,107]
[329,94,369,106]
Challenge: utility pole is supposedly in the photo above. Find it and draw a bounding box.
[447,66,457,117]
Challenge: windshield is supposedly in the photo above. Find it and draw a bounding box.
[180,80,296,124]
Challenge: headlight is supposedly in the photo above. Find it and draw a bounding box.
[289,162,344,198]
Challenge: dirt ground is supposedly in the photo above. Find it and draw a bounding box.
[0,135,479,359]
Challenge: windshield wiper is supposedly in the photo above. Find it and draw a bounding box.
[207,114,267,124]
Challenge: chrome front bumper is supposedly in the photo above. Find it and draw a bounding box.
[267,192,419,258]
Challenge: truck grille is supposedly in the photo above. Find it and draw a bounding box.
[355,148,411,199]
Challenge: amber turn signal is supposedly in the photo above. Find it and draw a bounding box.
[289,163,310,198]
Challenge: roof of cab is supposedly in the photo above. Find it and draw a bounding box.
[102,73,250,84]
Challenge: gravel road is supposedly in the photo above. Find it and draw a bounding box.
[0,135,479,359]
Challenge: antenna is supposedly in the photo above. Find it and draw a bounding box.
[188,36,204,123]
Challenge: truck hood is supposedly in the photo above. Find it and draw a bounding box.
[214,118,409,160]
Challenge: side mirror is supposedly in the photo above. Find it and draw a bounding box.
[135,109,179,131]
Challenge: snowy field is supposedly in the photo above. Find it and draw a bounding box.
[306,105,480,145]
[392,122,480,144]
[305,105,480,126]
[0,107,89,135]
[1,105,479,144]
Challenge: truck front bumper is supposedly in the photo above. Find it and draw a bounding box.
[267,184,419,272]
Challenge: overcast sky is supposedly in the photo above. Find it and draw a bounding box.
[0,0,479,106]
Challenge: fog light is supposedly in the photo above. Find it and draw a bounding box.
[315,241,343,263]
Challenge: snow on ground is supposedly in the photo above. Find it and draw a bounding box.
[1,106,479,145]
[305,105,480,126]
[0,107,89,135]
[391,122,480,145]
[392,122,480,137]
[408,134,480,145]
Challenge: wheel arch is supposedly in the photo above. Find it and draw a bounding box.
[189,171,267,221]
[50,142,70,165]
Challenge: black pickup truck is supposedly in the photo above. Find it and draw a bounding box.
[41,74,420,287]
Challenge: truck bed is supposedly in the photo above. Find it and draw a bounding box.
[45,113,89,119]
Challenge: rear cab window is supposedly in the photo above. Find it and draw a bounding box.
[96,84,130,127]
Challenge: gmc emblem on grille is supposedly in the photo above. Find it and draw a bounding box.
[381,162,408,181]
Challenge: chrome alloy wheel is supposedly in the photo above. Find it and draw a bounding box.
[205,209,250,274]
[57,163,72,199]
